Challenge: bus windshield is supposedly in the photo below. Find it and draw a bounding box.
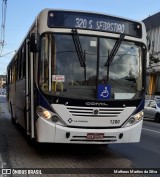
[39,33,143,100]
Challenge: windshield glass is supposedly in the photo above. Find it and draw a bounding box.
[99,38,142,99]
[39,33,143,100]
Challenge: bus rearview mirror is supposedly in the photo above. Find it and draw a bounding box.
[30,33,39,53]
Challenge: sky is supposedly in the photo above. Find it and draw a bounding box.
[0,0,160,75]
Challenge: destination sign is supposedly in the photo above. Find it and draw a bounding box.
[48,11,142,38]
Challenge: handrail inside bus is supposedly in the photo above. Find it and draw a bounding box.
[54,81,63,92]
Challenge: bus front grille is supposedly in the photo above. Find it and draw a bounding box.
[66,106,124,117]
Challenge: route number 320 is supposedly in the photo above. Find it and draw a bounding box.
[75,18,93,29]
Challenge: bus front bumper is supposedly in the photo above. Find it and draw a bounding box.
[36,117,143,144]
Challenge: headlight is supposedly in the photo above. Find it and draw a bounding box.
[134,111,144,120]
[42,110,51,119]
[122,111,143,128]
[36,106,66,125]
[37,106,56,120]
[51,115,59,122]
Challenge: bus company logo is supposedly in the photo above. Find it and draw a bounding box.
[85,102,108,106]
[68,118,73,123]
[93,109,99,115]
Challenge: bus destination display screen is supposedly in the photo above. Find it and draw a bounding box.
[48,11,142,38]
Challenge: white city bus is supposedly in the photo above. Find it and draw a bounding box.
[6,9,147,144]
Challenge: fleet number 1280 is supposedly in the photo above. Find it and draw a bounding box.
[110,120,120,124]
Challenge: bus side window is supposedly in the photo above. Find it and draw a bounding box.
[40,34,49,91]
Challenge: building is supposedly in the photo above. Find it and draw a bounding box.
[0,75,6,88]
[143,12,160,96]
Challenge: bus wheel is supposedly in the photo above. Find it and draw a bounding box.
[26,135,37,147]
[154,113,160,123]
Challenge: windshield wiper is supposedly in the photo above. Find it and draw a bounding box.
[72,29,86,82]
[105,34,125,66]
[72,29,85,67]
[105,34,125,82]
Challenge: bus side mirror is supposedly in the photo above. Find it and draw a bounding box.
[30,33,39,53]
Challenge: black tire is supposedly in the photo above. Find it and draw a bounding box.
[26,134,38,147]
[154,113,160,123]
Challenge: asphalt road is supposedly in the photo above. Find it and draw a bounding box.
[109,119,160,177]
[0,95,159,177]
[0,95,6,103]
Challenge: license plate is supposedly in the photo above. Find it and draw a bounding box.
[87,133,104,139]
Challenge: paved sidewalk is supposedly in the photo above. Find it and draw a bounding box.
[0,100,11,177]
[0,105,3,177]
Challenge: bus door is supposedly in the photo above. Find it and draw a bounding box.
[10,61,17,119]
[26,39,35,139]
[26,39,31,137]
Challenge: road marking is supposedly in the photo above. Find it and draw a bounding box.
[142,128,160,134]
